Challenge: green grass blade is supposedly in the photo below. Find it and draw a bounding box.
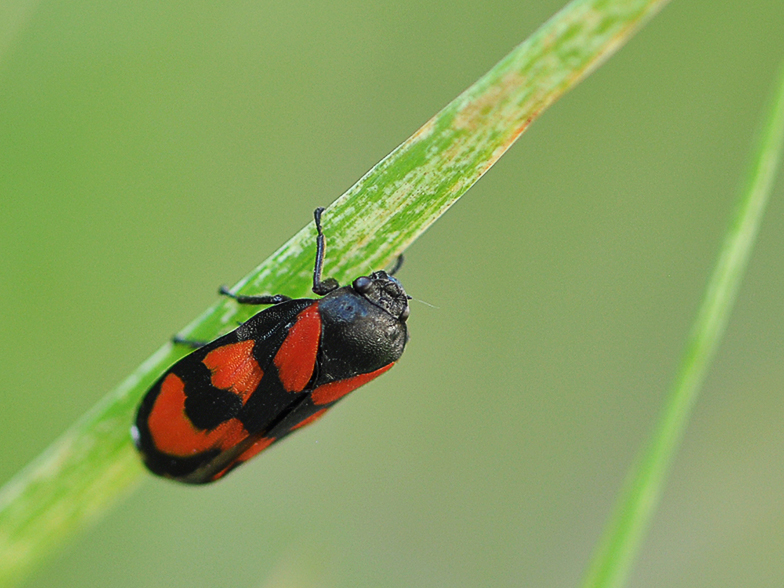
[581,58,784,588]
[0,0,670,585]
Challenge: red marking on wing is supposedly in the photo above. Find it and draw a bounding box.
[235,436,275,463]
[209,469,231,483]
[206,436,273,482]
[290,408,328,431]
[311,363,394,405]
[147,373,247,457]
[207,437,276,482]
[202,340,263,402]
[274,304,321,392]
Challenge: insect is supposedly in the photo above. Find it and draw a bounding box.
[132,208,409,484]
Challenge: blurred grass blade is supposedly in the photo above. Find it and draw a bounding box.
[0,0,670,585]
[581,59,784,588]
[0,0,41,68]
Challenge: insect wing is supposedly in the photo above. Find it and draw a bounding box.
[134,299,317,483]
[192,361,398,482]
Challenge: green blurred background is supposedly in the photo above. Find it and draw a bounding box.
[2,0,783,586]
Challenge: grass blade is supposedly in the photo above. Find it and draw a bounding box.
[0,0,670,584]
[581,58,784,588]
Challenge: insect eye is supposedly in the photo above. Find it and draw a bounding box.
[399,305,410,322]
[352,276,373,293]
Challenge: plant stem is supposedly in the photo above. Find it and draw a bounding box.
[0,0,671,585]
[581,57,784,588]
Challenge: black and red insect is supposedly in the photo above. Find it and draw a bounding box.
[132,208,409,484]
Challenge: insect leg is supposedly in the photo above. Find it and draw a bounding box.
[312,207,340,296]
[172,335,209,349]
[388,254,405,276]
[219,286,291,305]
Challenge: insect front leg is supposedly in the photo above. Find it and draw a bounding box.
[388,254,405,276]
[311,207,340,296]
